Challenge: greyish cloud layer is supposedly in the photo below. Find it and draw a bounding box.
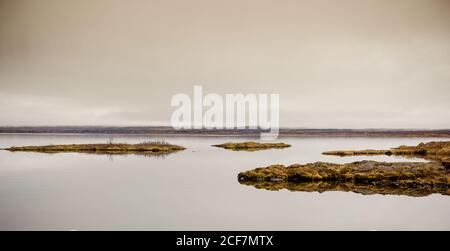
[0,0,449,128]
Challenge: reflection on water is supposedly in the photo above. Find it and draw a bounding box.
[0,134,450,230]
[4,150,182,159]
[239,180,450,197]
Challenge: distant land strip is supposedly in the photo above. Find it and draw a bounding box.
[0,126,449,137]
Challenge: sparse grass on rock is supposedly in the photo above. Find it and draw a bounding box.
[212,141,291,151]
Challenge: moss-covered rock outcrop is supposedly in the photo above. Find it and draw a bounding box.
[3,142,185,155]
[238,160,450,196]
[213,141,291,151]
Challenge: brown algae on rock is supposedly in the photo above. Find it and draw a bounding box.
[238,161,450,196]
[213,141,291,151]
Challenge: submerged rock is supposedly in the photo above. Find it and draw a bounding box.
[213,141,291,151]
[3,142,186,155]
[238,161,450,196]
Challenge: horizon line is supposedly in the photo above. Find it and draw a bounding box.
[0,126,449,131]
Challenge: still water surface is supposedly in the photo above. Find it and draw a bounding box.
[0,134,449,230]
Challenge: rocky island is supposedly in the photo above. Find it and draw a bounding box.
[213,141,291,151]
[2,141,186,155]
[238,160,450,196]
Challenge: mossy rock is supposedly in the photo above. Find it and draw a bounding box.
[213,141,291,151]
[238,160,450,196]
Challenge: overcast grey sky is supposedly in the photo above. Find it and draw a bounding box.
[0,0,449,128]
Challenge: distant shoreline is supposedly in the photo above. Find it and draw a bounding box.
[0,126,449,138]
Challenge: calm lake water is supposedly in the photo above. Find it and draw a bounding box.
[0,134,449,230]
